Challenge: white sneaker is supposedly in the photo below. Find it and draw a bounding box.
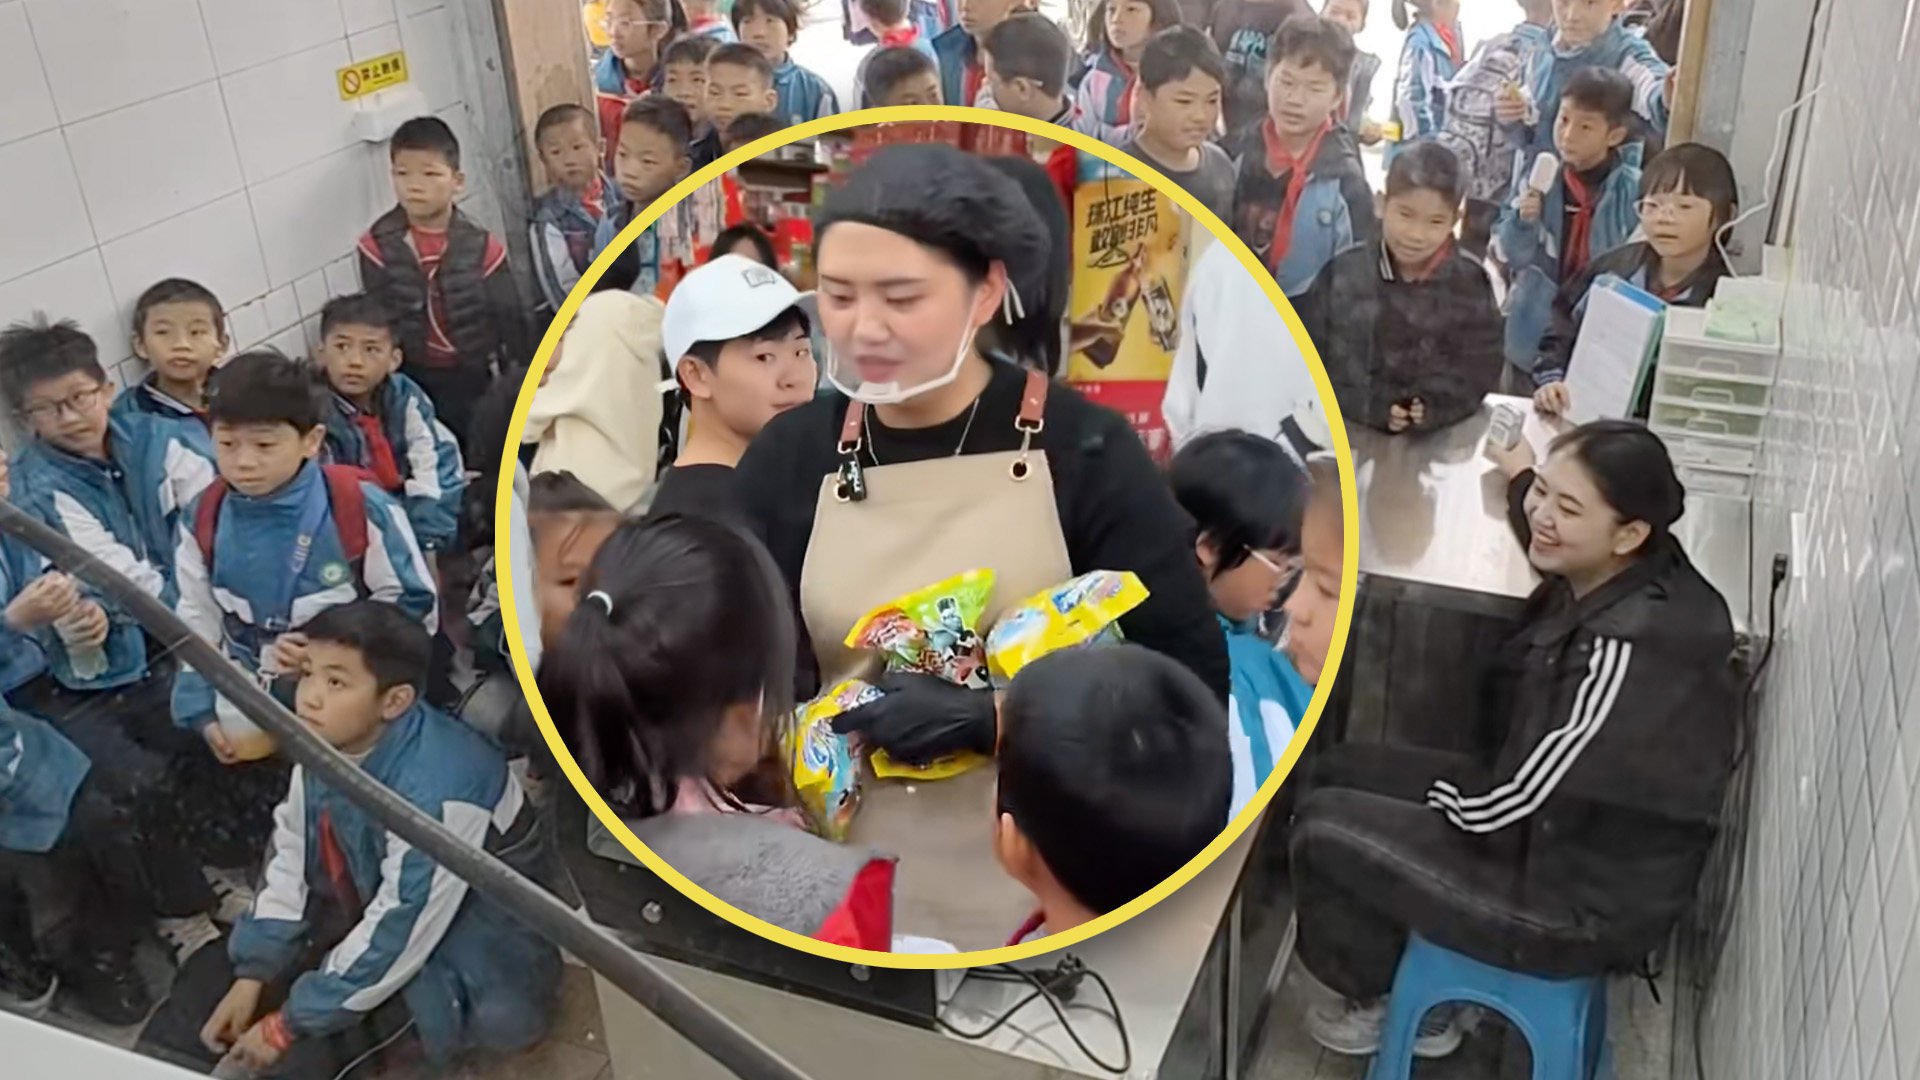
[1307,998,1464,1058]
[157,913,222,965]
[205,867,256,925]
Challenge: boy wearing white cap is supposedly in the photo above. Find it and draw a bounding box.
[650,255,818,520]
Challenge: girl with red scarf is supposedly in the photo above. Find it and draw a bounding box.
[1386,0,1464,160]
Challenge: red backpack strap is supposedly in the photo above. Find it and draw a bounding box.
[320,465,370,564]
[192,479,230,569]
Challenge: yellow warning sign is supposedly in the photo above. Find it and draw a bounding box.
[337,51,409,100]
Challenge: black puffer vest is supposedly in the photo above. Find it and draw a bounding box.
[367,206,497,373]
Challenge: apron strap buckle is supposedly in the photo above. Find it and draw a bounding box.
[835,458,868,503]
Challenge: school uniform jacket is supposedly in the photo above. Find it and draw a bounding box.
[1534,240,1728,388]
[11,415,216,689]
[773,59,840,127]
[357,206,529,381]
[1296,241,1505,432]
[1223,616,1311,819]
[0,539,50,696]
[1074,47,1138,147]
[110,374,215,455]
[1512,19,1671,163]
[230,704,559,1061]
[1496,158,1643,371]
[0,701,89,854]
[530,177,628,312]
[931,26,980,112]
[1391,21,1462,149]
[170,461,439,731]
[320,374,467,553]
[1424,476,1736,942]
[1228,123,1378,296]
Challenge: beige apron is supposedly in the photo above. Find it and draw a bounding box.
[797,370,1072,949]
[799,369,1073,687]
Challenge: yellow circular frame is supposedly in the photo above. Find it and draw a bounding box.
[495,104,1361,970]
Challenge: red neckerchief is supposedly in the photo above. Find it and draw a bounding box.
[1561,168,1598,279]
[1006,910,1046,947]
[1111,51,1138,125]
[1650,274,1692,302]
[351,411,404,492]
[581,173,606,221]
[1260,118,1331,266]
[879,25,920,48]
[318,810,364,925]
[1434,21,1464,65]
[964,58,984,106]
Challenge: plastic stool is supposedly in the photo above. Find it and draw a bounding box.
[1364,934,1613,1080]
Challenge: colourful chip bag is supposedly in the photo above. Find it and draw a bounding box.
[985,570,1150,686]
[845,569,995,690]
[786,679,880,840]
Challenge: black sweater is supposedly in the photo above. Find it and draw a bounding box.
[732,359,1229,701]
[1297,242,1506,433]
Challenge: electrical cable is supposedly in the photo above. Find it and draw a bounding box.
[0,499,814,1080]
[936,961,1133,1074]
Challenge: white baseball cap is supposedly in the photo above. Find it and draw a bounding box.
[661,254,807,365]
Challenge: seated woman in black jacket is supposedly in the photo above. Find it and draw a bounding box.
[1290,420,1738,1058]
[1296,141,1505,436]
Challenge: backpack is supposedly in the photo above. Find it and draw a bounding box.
[192,465,370,585]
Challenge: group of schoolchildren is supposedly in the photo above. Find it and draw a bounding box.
[0,111,560,1076]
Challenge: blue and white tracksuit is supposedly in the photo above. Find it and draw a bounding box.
[1390,21,1461,156]
[170,461,438,732]
[229,704,559,1061]
[1223,616,1312,818]
[110,375,215,455]
[1514,20,1670,163]
[1074,48,1137,147]
[0,539,50,697]
[0,701,90,854]
[1496,159,1643,372]
[10,416,217,690]
[773,58,840,127]
[530,179,628,312]
[320,375,467,553]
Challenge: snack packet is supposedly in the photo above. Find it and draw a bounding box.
[846,569,995,689]
[786,679,880,840]
[985,570,1150,686]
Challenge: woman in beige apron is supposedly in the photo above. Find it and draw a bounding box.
[731,143,1228,767]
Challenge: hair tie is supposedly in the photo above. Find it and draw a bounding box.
[587,590,614,616]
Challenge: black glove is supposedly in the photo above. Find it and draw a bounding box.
[829,673,996,766]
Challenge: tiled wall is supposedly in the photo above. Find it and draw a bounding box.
[0,0,502,387]
[1699,1,1920,1078]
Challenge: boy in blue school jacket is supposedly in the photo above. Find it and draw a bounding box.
[1501,0,1670,165]
[313,294,466,557]
[529,105,627,313]
[1496,66,1642,383]
[1228,16,1378,296]
[110,279,225,450]
[171,352,438,751]
[1170,432,1313,817]
[735,0,841,125]
[138,602,558,1075]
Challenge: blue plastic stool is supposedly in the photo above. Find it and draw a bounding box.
[1364,934,1613,1080]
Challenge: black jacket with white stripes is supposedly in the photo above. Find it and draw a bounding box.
[1424,469,1739,929]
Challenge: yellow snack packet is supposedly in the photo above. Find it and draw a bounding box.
[869,748,989,780]
[785,679,878,840]
[845,569,995,689]
[985,570,1150,686]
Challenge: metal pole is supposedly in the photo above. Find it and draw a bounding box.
[0,498,813,1080]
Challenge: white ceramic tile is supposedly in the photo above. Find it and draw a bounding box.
[262,287,302,335]
[25,0,215,123]
[227,297,271,349]
[64,81,244,243]
[0,251,121,358]
[340,0,395,34]
[198,0,345,76]
[0,3,58,145]
[292,271,331,320]
[301,314,324,353]
[0,130,94,283]
[348,23,403,63]
[99,193,270,320]
[323,257,362,298]
[1892,928,1920,1077]
[399,5,459,111]
[393,0,442,16]
[250,144,381,288]
[222,39,357,185]
[264,325,308,360]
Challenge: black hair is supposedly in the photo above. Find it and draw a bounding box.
[0,316,106,413]
[610,0,687,33]
[1090,0,1179,54]
[997,645,1231,914]
[1269,14,1356,83]
[1139,25,1226,92]
[301,600,432,692]
[662,35,719,66]
[534,103,597,145]
[864,45,941,104]
[529,469,615,513]
[856,0,908,24]
[389,115,461,170]
[622,95,695,147]
[319,293,394,341]
[1641,142,1740,229]
[981,155,1070,376]
[1561,66,1635,127]
[724,112,786,150]
[709,42,777,85]
[731,0,799,34]
[1547,420,1686,547]
[1171,431,1306,576]
[709,223,779,267]
[537,514,796,819]
[1384,139,1466,206]
[683,307,811,367]
[1388,0,1428,31]
[133,278,225,339]
[983,13,1074,97]
[206,350,328,431]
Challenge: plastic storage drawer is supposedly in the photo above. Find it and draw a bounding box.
[1660,307,1780,382]
[1650,401,1767,442]
[1661,433,1759,472]
[1653,370,1773,412]
[1676,464,1753,498]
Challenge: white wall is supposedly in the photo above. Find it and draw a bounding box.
[0,0,506,388]
[1701,0,1920,1077]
